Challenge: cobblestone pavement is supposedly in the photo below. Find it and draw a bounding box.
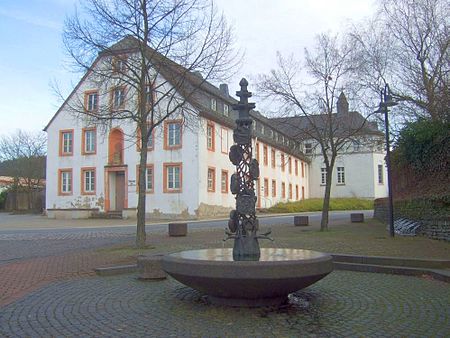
[0,271,448,337]
[0,229,134,264]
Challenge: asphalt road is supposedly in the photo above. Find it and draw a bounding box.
[0,210,373,264]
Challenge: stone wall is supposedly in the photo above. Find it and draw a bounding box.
[374,197,450,241]
[417,219,450,241]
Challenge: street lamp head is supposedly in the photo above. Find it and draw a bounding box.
[383,84,398,108]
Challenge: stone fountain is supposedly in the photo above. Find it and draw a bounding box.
[162,79,333,307]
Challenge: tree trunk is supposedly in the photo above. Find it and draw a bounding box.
[320,157,336,231]
[136,138,148,247]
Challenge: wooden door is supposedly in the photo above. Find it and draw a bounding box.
[115,172,125,211]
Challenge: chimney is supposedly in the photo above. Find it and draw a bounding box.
[337,92,349,114]
[219,83,229,96]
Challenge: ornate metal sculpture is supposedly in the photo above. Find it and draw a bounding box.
[225,78,271,261]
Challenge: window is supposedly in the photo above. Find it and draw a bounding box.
[271,179,276,197]
[264,178,269,197]
[282,182,286,199]
[111,86,125,110]
[281,153,285,171]
[58,169,72,195]
[271,149,276,168]
[353,141,361,152]
[295,160,298,176]
[112,56,127,73]
[321,168,327,185]
[301,162,305,178]
[136,164,154,193]
[255,142,260,161]
[305,143,312,154]
[146,166,154,191]
[302,186,305,200]
[82,128,96,155]
[378,164,384,184]
[84,90,98,112]
[296,185,299,200]
[288,157,292,174]
[207,167,216,192]
[207,122,215,151]
[136,123,154,151]
[211,98,217,111]
[59,130,73,156]
[337,167,345,184]
[164,120,182,149]
[221,128,228,154]
[81,168,95,195]
[224,104,229,117]
[263,145,268,166]
[260,125,265,134]
[164,163,182,193]
[289,183,293,200]
[221,170,228,193]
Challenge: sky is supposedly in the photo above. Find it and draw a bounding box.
[0,0,375,137]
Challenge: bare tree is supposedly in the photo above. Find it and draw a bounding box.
[0,130,47,210]
[60,0,240,247]
[350,0,449,121]
[258,33,375,231]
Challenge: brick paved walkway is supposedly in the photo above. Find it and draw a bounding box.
[0,271,448,337]
[0,250,134,307]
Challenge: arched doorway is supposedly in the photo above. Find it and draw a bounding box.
[108,128,124,165]
[105,128,127,212]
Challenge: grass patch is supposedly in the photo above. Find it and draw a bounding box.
[267,198,373,213]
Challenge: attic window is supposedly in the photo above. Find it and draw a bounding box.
[305,143,312,154]
[112,56,127,73]
[261,125,265,134]
[211,98,217,111]
[224,104,229,117]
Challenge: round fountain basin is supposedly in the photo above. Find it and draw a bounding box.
[162,248,333,307]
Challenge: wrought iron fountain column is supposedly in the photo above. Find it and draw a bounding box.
[227,78,264,261]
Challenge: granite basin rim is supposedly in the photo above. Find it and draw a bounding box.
[161,248,334,300]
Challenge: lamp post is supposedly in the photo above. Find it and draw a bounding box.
[379,84,398,237]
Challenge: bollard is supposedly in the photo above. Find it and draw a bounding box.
[350,213,364,223]
[294,216,309,226]
[168,222,188,236]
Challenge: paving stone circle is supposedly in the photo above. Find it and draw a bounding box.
[0,271,448,337]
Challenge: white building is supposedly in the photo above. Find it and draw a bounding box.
[272,93,388,200]
[44,38,309,219]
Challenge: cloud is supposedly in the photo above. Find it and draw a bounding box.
[0,8,61,30]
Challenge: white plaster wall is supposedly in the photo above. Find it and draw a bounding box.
[197,118,236,209]
[372,153,389,198]
[45,92,108,211]
[309,151,388,199]
[46,54,200,215]
[197,117,309,209]
[126,114,200,216]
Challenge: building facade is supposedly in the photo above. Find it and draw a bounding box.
[273,93,388,200]
[44,42,309,219]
